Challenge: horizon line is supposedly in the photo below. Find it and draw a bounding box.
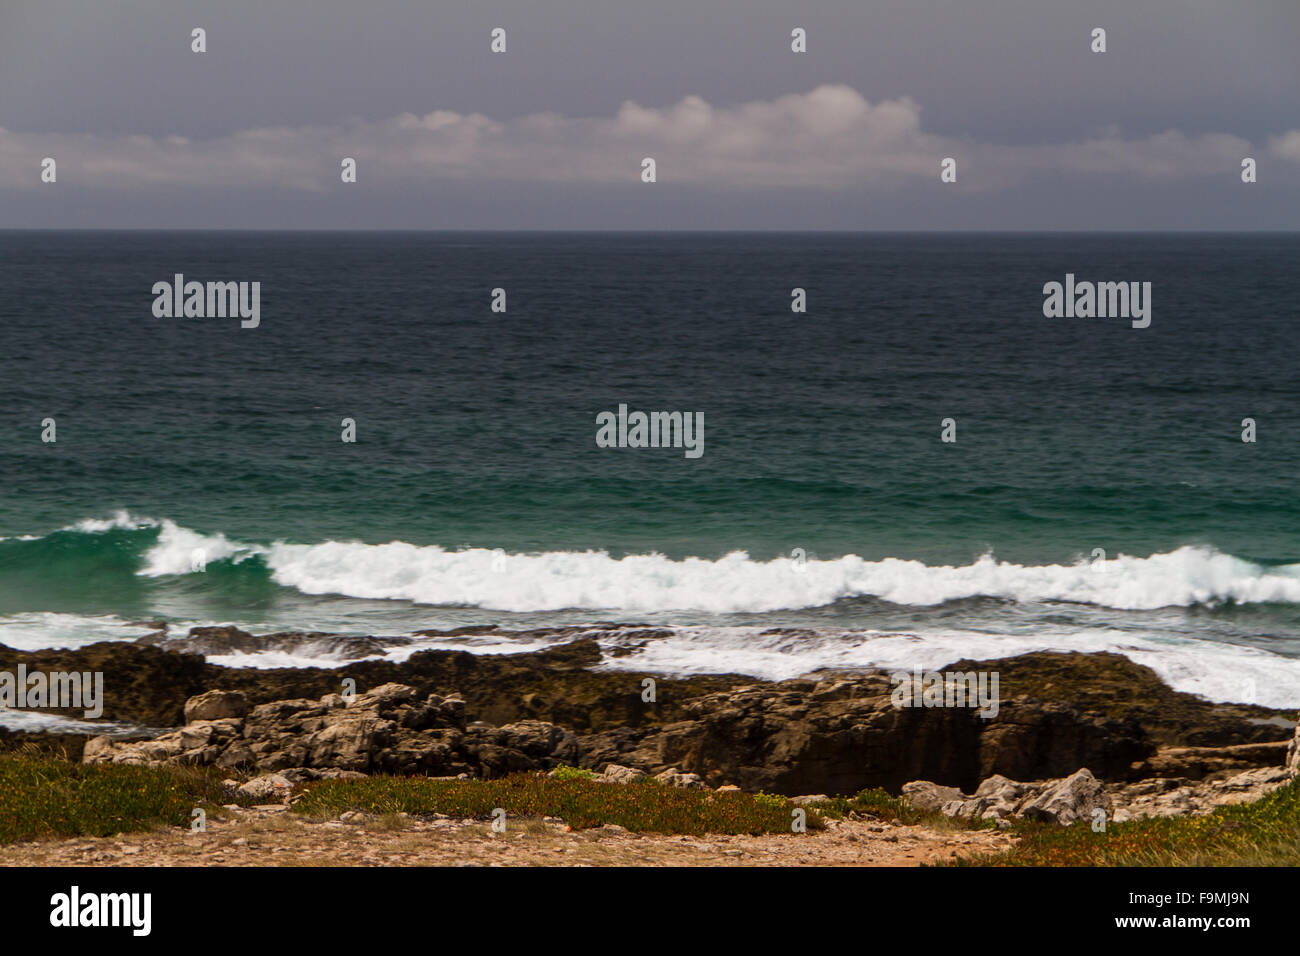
[1,227,1297,235]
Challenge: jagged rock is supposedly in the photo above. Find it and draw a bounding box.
[654,768,706,790]
[1019,769,1109,825]
[184,690,248,723]
[583,670,1152,795]
[1109,766,1295,822]
[921,769,1108,827]
[916,759,1295,827]
[8,637,1294,803]
[924,774,1039,825]
[83,684,576,778]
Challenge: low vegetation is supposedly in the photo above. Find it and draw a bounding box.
[815,787,963,828]
[6,749,1294,864]
[291,771,818,835]
[0,754,240,844]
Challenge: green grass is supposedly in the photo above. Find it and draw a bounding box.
[0,754,241,844]
[292,772,820,835]
[815,786,975,828]
[11,746,1291,864]
[959,777,1300,866]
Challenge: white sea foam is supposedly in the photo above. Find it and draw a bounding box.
[0,612,160,650]
[7,515,1300,706]
[33,513,1300,613]
[593,625,1300,708]
[66,510,159,533]
[137,519,253,576]
[261,539,1300,612]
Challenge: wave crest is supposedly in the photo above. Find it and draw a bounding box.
[11,513,1300,613]
[261,541,1300,612]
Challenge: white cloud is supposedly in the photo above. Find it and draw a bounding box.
[1269,130,1300,163]
[0,85,1277,193]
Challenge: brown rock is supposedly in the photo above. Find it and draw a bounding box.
[184,690,248,723]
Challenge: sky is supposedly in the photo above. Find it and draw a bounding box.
[1,0,1297,229]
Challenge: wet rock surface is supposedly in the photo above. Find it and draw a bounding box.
[2,634,1294,802]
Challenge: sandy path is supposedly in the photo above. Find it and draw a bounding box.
[0,805,1013,867]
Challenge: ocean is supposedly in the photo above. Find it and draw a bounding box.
[2,231,1299,707]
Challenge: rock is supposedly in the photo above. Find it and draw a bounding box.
[82,735,116,763]
[83,684,581,779]
[926,773,1041,825]
[1019,769,1109,825]
[10,635,1294,808]
[911,769,1105,826]
[140,626,405,662]
[1288,713,1299,775]
[1107,764,1294,821]
[597,764,647,784]
[1213,765,1292,792]
[901,781,964,813]
[790,794,830,807]
[1,632,740,730]
[4,637,1292,783]
[655,768,706,789]
[184,690,248,723]
[354,683,416,708]
[1129,740,1291,780]
[969,774,1038,822]
[585,661,1160,795]
[919,758,1294,828]
[974,699,1147,783]
[236,773,296,803]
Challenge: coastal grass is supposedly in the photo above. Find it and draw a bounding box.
[959,778,1300,866]
[0,754,241,845]
[292,771,819,835]
[815,787,973,828]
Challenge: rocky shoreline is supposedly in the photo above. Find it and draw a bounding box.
[2,626,1297,825]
